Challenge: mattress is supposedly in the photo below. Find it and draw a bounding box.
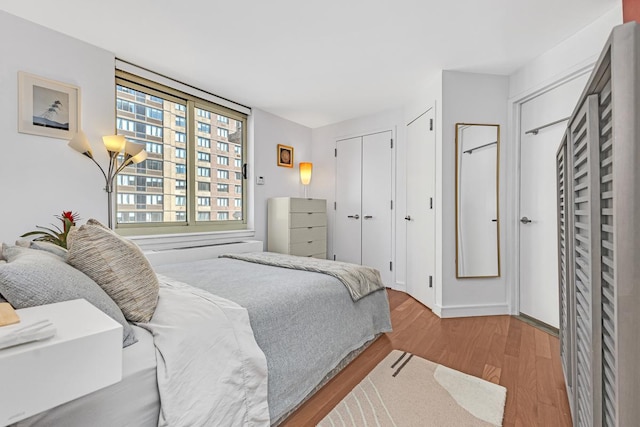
[14,325,159,427]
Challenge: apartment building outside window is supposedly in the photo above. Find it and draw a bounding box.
[115,70,247,232]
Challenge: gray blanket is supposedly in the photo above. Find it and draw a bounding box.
[220,252,385,301]
[154,257,391,424]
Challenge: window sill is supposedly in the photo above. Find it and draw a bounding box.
[128,228,256,252]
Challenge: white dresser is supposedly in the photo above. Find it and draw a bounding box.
[267,197,327,259]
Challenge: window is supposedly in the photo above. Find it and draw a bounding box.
[146,124,163,138]
[235,172,242,180]
[196,108,211,119]
[235,198,242,207]
[197,122,211,133]
[142,159,163,171]
[117,175,136,186]
[117,193,136,204]
[234,145,241,155]
[146,107,163,120]
[146,195,163,205]
[235,185,242,194]
[146,177,163,187]
[117,99,135,113]
[146,142,163,154]
[116,73,247,230]
[117,118,135,132]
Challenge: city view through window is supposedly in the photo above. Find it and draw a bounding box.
[115,82,245,226]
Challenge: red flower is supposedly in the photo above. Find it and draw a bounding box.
[57,211,80,233]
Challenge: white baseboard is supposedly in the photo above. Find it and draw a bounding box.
[144,240,263,267]
[437,303,510,318]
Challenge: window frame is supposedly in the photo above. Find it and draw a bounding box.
[115,70,248,236]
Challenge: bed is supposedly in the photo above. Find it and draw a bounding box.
[12,252,392,426]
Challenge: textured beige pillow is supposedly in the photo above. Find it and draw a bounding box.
[67,219,159,323]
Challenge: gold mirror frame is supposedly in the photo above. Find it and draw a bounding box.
[455,123,501,279]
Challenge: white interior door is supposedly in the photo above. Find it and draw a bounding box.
[362,131,393,286]
[406,109,436,308]
[334,137,362,264]
[519,74,589,327]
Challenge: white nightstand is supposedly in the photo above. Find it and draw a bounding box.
[0,299,123,425]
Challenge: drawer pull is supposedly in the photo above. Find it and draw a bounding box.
[308,241,313,244]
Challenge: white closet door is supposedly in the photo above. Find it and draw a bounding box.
[335,137,362,264]
[519,74,588,327]
[406,109,436,308]
[362,131,393,286]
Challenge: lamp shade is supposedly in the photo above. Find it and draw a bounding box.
[102,135,126,153]
[129,150,148,164]
[299,162,312,185]
[68,131,93,157]
[125,140,145,156]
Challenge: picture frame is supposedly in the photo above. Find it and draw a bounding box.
[277,144,294,168]
[18,71,80,139]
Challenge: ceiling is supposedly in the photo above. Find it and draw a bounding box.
[2,0,619,128]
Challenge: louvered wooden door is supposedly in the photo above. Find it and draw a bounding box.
[567,94,603,427]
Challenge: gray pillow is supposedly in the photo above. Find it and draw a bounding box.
[67,219,159,323]
[0,245,137,347]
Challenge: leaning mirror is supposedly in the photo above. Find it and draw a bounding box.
[455,123,500,278]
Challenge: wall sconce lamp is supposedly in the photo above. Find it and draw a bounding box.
[299,162,313,198]
[68,131,147,229]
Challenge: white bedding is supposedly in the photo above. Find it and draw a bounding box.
[137,275,270,427]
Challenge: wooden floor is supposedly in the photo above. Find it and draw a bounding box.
[281,289,572,427]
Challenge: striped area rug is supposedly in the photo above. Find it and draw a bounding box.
[318,350,506,427]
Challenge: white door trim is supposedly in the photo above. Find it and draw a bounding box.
[506,64,595,316]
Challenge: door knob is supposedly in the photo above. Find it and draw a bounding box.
[404,215,412,221]
[364,215,373,219]
[520,216,532,224]
[347,214,360,219]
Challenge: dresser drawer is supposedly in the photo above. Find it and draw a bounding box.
[289,198,326,213]
[290,240,326,257]
[290,212,326,228]
[290,227,326,244]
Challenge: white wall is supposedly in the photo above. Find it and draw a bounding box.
[509,4,622,99]
[504,5,623,317]
[251,109,312,247]
[0,12,312,248]
[0,11,114,244]
[440,71,509,316]
[311,109,405,288]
